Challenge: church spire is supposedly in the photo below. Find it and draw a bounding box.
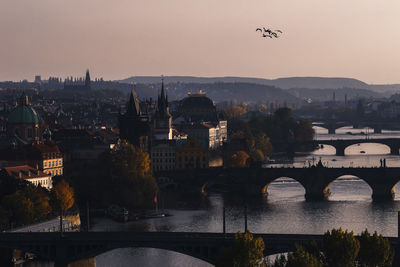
[127,87,141,117]
[155,77,171,118]
[85,69,91,90]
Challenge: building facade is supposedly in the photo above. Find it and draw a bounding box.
[150,140,176,171]
[175,138,208,169]
[3,165,53,189]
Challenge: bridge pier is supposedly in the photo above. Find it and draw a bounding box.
[335,146,345,156]
[371,184,395,201]
[374,126,382,134]
[390,146,400,155]
[328,127,336,134]
[305,188,330,201]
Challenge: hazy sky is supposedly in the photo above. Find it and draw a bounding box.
[1,0,400,83]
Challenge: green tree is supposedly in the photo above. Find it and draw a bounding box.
[92,142,158,208]
[217,231,266,267]
[286,245,322,267]
[322,228,359,267]
[0,207,9,230]
[21,186,52,218]
[2,193,34,225]
[295,119,315,142]
[0,170,28,199]
[357,229,393,267]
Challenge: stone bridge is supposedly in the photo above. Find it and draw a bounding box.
[308,138,400,156]
[313,121,400,134]
[0,231,398,266]
[157,167,400,201]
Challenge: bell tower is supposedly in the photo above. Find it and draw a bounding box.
[152,78,172,140]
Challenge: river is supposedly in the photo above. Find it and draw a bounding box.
[29,126,400,267]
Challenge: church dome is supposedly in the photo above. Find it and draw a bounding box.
[179,91,218,123]
[180,94,214,110]
[8,93,41,124]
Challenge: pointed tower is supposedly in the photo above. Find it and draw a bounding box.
[118,87,150,151]
[127,89,141,117]
[85,69,91,90]
[152,79,172,140]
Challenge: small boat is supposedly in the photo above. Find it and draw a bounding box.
[360,151,366,154]
[331,159,337,161]
[143,213,166,219]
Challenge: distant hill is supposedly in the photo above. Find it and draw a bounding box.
[121,76,374,90]
[127,82,299,104]
[119,76,394,102]
[287,87,385,102]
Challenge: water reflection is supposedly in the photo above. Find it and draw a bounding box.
[33,128,400,266]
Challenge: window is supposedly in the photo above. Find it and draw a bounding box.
[44,161,47,167]
[59,160,62,165]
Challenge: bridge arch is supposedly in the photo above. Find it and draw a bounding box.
[324,175,373,200]
[344,143,390,156]
[261,177,306,198]
[95,246,215,266]
[312,143,336,155]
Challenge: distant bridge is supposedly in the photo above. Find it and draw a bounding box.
[307,138,400,156]
[313,120,400,134]
[157,167,400,201]
[0,231,398,266]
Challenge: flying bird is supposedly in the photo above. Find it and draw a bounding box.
[256,27,282,39]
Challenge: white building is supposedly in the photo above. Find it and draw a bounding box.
[3,165,53,189]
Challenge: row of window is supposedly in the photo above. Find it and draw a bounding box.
[31,179,50,187]
[44,160,62,168]
[153,158,175,163]
[152,152,175,157]
[153,165,175,171]
[45,169,62,176]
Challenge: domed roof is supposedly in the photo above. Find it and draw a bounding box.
[8,93,41,124]
[180,93,214,109]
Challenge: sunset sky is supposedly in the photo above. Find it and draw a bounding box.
[1,0,400,84]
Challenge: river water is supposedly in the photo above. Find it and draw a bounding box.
[30,126,400,267]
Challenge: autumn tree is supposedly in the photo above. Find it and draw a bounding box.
[230,150,250,168]
[357,229,393,267]
[223,106,247,120]
[322,228,360,267]
[53,179,75,212]
[217,231,266,267]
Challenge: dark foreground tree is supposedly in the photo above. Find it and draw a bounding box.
[85,141,158,209]
[322,228,360,267]
[357,229,393,267]
[270,245,321,267]
[217,231,266,267]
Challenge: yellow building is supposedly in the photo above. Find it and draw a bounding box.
[175,138,208,169]
[28,142,63,177]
